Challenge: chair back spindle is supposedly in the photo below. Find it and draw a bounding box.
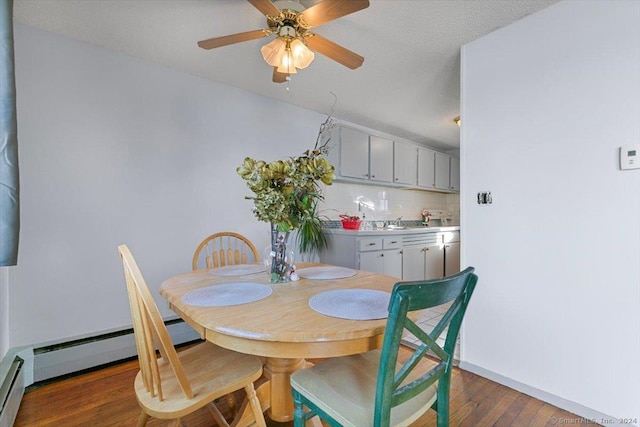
[192,232,259,270]
[119,245,194,400]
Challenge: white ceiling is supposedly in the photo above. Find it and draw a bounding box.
[13,0,559,150]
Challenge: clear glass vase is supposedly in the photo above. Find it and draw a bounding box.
[264,223,294,283]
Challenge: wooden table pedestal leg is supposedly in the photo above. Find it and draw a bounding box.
[263,357,306,422]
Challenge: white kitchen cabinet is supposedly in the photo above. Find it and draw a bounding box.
[360,249,402,279]
[337,127,393,183]
[434,152,451,190]
[393,141,417,185]
[401,245,427,281]
[417,147,436,189]
[339,127,369,180]
[449,157,460,191]
[369,135,393,183]
[357,236,402,278]
[402,244,443,281]
[434,153,460,192]
[443,231,461,276]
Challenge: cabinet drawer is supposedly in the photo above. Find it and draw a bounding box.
[383,237,402,250]
[441,231,460,243]
[358,238,383,252]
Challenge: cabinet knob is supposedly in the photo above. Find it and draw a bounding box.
[364,173,369,177]
[380,253,384,257]
[399,250,403,254]
[371,175,376,178]
[368,243,376,246]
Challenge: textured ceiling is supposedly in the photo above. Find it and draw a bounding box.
[13,0,559,150]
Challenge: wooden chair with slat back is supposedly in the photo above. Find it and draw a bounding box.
[118,245,267,427]
[291,267,478,427]
[192,232,259,271]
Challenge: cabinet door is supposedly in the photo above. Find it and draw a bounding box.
[444,242,461,277]
[424,243,444,280]
[359,251,384,274]
[449,157,460,191]
[434,153,451,190]
[402,245,426,281]
[384,249,403,279]
[393,141,417,185]
[339,127,369,180]
[369,135,393,183]
[417,147,436,189]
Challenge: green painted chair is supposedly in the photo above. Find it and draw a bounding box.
[290,267,478,427]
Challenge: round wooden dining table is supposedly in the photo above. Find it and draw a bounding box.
[159,262,399,423]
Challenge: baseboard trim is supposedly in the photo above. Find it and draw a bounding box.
[458,361,636,427]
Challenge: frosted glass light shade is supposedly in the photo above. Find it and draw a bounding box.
[261,38,287,67]
[290,39,314,69]
[276,48,297,74]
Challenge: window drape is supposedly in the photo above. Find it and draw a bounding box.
[0,0,19,266]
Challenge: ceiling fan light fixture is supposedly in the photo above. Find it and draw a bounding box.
[261,37,287,66]
[290,39,314,69]
[276,46,297,74]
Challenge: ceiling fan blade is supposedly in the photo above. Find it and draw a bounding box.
[197,29,268,50]
[272,67,289,83]
[306,34,364,69]
[298,0,369,28]
[247,0,281,17]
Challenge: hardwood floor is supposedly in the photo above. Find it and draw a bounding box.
[14,346,593,427]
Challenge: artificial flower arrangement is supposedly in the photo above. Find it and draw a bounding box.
[237,117,336,281]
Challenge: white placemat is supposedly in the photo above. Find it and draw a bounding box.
[309,289,391,320]
[209,264,265,276]
[297,266,357,280]
[182,283,272,307]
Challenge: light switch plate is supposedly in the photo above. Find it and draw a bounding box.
[620,145,640,170]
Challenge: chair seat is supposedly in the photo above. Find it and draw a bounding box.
[135,341,263,420]
[291,349,438,427]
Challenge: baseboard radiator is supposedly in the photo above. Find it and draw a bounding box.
[0,318,200,425]
[0,357,25,427]
[32,319,200,383]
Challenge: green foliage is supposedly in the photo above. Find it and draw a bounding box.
[237,148,335,253]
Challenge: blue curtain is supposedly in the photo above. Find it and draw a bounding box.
[0,0,19,266]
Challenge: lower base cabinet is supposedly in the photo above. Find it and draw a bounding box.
[444,240,460,277]
[359,249,403,279]
[320,229,460,281]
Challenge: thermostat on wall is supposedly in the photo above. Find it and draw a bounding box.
[620,145,640,170]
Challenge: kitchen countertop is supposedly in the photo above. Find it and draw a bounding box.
[325,225,460,236]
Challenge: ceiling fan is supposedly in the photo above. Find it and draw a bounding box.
[197,0,369,83]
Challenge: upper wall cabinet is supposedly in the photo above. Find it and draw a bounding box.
[338,127,369,180]
[434,152,451,190]
[332,126,458,192]
[434,153,460,191]
[419,149,459,192]
[369,136,393,183]
[417,147,436,189]
[393,141,417,186]
[336,127,393,184]
[449,157,460,191]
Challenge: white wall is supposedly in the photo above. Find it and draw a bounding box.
[10,24,333,347]
[461,0,639,423]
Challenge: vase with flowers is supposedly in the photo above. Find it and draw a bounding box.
[237,118,336,282]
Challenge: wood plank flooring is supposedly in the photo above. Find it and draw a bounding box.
[14,346,594,427]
